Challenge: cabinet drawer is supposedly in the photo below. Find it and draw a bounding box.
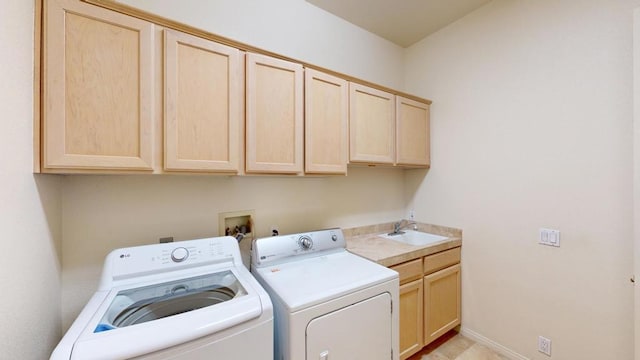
[391,258,422,284]
[423,247,461,275]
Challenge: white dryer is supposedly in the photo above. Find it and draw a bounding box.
[251,228,399,360]
[52,236,273,360]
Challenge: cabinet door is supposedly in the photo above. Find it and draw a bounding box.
[424,264,461,346]
[246,53,303,174]
[164,30,242,173]
[43,0,153,172]
[349,83,395,164]
[304,69,348,174]
[399,279,424,360]
[396,96,430,167]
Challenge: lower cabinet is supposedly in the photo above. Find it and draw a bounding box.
[424,263,461,345]
[399,278,423,359]
[391,247,461,360]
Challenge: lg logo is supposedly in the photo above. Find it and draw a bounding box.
[119,253,131,259]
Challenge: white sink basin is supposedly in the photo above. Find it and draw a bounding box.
[380,230,448,246]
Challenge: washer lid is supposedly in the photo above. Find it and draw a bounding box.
[254,250,397,312]
[71,268,266,360]
[96,270,246,332]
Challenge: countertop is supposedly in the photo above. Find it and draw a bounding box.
[344,221,462,267]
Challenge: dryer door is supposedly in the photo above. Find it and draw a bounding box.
[306,292,392,360]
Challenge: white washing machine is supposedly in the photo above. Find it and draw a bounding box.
[251,228,399,360]
[51,236,273,360]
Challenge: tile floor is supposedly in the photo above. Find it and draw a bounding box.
[407,330,510,360]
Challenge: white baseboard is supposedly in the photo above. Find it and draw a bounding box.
[460,327,529,360]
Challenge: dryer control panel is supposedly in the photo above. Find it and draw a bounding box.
[251,228,345,267]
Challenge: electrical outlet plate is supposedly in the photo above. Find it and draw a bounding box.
[539,228,560,247]
[538,336,551,356]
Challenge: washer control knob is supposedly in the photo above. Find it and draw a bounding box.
[298,236,313,250]
[171,247,189,262]
[331,234,338,241]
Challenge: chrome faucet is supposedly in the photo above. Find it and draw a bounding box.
[388,220,417,235]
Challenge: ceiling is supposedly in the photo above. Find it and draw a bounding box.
[306,0,492,47]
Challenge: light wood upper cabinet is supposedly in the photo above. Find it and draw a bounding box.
[396,96,430,167]
[38,0,432,175]
[304,69,348,174]
[164,30,243,173]
[348,83,430,168]
[246,53,304,174]
[349,83,396,165]
[43,0,154,172]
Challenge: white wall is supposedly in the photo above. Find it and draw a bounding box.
[117,0,405,89]
[404,0,638,359]
[54,1,640,358]
[0,0,64,359]
[61,1,407,329]
[633,8,640,360]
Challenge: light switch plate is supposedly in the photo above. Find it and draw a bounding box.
[539,228,560,247]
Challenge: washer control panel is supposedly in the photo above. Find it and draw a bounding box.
[104,236,241,287]
[252,228,345,267]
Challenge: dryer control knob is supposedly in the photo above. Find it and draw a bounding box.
[298,236,313,250]
[171,247,189,262]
